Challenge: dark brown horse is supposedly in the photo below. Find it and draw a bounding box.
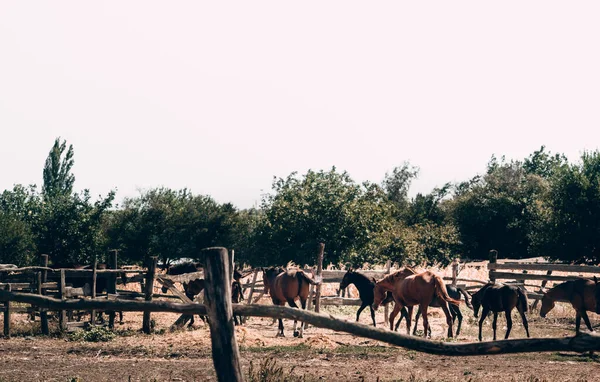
[473,283,529,341]
[262,266,317,338]
[372,268,461,338]
[339,269,394,327]
[541,278,596,334]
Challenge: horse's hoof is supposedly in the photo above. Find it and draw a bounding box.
[293,330,300,337]
[276,333,285,338]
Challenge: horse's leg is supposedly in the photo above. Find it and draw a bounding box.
[581,310,594,332]
[492,312,499,341]
[412,307,421,335]
[394,307,407,332]
[478,307,489,341]
[518,307,530,338]
[389,303,402,331]
[420,304,429,338]
[439,301,454,338]
[369,305,376,327]
[406,306,413,335]
[504,309,513,339]
[119,311,124,325]
[453,305,463,336]
[575,312,582,334]
[356,302,368,323]
[286,299,301,337]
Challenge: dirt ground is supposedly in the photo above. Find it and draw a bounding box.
[1,302,599,382]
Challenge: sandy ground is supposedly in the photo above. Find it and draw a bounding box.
[1,303,599,382]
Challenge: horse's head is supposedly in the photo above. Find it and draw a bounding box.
[372,282,388,310]
[231,280,244,303]
[471,290,482,318]
[539,292,555,318]
[119,271,128,286]
[339,269,354,291]
[262,266,284,294]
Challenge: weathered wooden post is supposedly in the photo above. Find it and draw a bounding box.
[314,243,325,314]
[108,250,118,329]
[40,254,49,334]
[142,257,157,334]
[451,259,459,287]
[3,284,11,337]
[489,250,498,283]
[202,247,244,382]
[302,268,316,331]
[384,259,392,324]
[59,269,67,331]
[91,254,98,326]
[242,268,259,324]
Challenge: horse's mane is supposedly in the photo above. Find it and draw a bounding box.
[285,260,298,270]
[379,268,415,284]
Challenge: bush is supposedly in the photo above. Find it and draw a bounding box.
[68,326,115,342]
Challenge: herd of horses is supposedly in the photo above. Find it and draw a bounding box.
[50,261,600,341]
[259,265,600,341]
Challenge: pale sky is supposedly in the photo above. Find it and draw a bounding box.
[1,2,599,209]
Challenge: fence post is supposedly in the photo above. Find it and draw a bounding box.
[91,254,98,326]
[108,250,118,329]
[303,268,316,331]
[242,268,259,324]
[489,250,498,283]
[59,269,67,331]
[384,259,392,324]
[314,243,325,314]
[201,247,244,382]
[451,259,459,287]
[3,284,11,337]
[40,254,49,335]
[143,257,158,334]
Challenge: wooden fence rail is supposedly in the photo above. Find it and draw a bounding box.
[1,288,600,356]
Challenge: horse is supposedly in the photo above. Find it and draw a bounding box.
[161,261,248,327]
[339,269,395,327]
[541,278,596,334]
[393,284,473,336]
[372,268,461,338]
[262,266,317,338]
[161,261,206,326]
[472,283,529,341]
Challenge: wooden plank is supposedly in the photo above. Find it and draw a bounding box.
[493,272,594,282]
[3,284,11,337]
[489,262,600,273]
[160,271,204,284]
[201,247,243,382]
[142,257,157,334]
[59,269,67,331]
[314,243,325,314]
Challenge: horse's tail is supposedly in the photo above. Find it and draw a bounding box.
[433,275,462,305]
[459,287,473,309]
[296,270,317,286]
[517,287,528,314]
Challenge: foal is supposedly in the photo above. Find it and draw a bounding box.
[472,283,530,341]
[339,269,394,327]
[541,278,597,334]
[262,266,317,338]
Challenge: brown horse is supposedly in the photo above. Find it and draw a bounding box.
[372,268,461,338]
[262,266,317,338]
[472,283,529,341]
[541,278,596,334]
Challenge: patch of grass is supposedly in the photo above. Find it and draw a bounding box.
[68,326,115,342]
[241,343,310,354]
[247,357,317,382]
[549,352,600,363]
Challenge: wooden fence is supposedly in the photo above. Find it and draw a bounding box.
[3,247,600,382]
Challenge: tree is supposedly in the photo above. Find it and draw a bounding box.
[42,138,75,201]
[540,151,600,263]
[254,168,394,266]
[382,162,419,216]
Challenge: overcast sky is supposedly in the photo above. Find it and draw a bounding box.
[1,2,599,209]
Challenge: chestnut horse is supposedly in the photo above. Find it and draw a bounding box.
[541,278,596,334]
[372,268,461,338]
[262,266,317,338]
